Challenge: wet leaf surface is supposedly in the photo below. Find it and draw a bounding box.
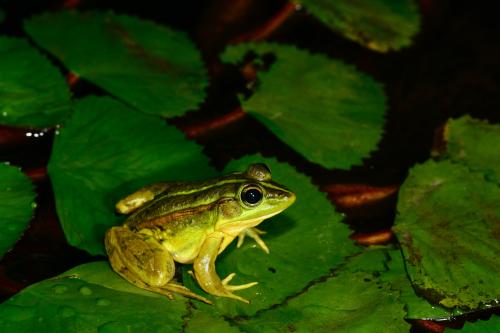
[445,115,500,185]
[25,11,207,117]
[48,96,214,256]
[236,248,410,333]
[0,37,71,128]
[0,163,36,259]
[0,262,188,333]
[393,160,500,310]
[184,156,359,316]
[222,43,386,169]
[296,0,420,52]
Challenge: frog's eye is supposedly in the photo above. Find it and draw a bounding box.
[241,186,263,206]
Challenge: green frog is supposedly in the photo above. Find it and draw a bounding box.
[105,163,295,304]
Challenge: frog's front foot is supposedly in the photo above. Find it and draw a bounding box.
[237,227,269,253]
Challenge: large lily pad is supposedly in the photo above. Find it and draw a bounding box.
[445,115,500,185]
[184,156,359,316]
[0,261,188,333]
[237,248,410,333]
[222,43,386,169]
[48,96,214,256]
[296,0,420,52]
[393,160,500,310]
[0,163,36,258]
[25,11,207,117]
[0,37,71,128]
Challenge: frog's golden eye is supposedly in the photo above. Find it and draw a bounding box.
[241,186,263,206]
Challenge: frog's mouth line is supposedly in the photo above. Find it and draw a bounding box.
[218,209,285,236]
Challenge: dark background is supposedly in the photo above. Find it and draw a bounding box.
[0,1,499,331]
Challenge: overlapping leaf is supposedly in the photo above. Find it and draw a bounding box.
[0,262,188,333]
[448,315,500,333]
[445,115,500,185]
[25,11,207,117]
[222,43,386,169]
[296,0,420,52]
[393,160,500,310]
[184,156,359,316]
[0,37,71,127]
[0,163,36,258]
[48,96,214,256]
[237,248,410,333]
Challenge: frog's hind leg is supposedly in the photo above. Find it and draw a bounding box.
[105,226,211,304]
[115,183,171,214]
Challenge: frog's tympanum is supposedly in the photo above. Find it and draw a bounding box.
[105,164,295,304]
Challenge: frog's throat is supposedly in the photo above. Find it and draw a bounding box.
[217,210,283,237]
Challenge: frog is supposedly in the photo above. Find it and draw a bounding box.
[105,163,295,304]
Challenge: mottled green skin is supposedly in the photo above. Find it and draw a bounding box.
[105,164,295,303]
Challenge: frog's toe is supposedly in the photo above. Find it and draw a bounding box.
[237,228,269,254]
[222,273,258,291]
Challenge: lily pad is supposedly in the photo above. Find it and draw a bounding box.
[48,96,214,256]
[448,315,500,333]
[445,115,500,185]
[0,37,71,127]
[237,248,410,333]
[0,163,36,258]
[222,43,386,169]
[381,248,457,320]
[393,160,500,310]
[25,11,207,117]
[0,261,188,333]
[184,155,359,316]
[295,0,420,52]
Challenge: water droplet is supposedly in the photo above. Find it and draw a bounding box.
[98,321,130,333]
[59,306,76,318]
[2,111,8,117]
[26,132,33,137]
[79,286,93,296]
[97,298,111,306]
[31,202,37,209]
[52,284,68,294]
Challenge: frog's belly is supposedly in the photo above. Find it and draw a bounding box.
[159,227,209,264]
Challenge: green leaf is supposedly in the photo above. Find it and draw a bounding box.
[381,248,457,320]
[48,96,214,256]
[25,11,207,117]
[185,304,243,333]
[445,115,500,185]
[0,163,36,258]
[393,160,500,310]
[0,37,71,128]
[184,155,359,316]
[222,43,386,169]
[237,249,410,333]
[0,262,188,333]
[295,0,420,52]
[448,315,500,333]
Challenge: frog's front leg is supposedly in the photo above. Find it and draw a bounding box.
[105,226,210,304]
[236,227,269,254]
[194,232,258,303]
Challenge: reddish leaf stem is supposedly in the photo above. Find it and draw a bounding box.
[230,2,298,43]
[350,230,394,245]
[323,183,399,209]
[25,167,48,182]
[180,107,246,139]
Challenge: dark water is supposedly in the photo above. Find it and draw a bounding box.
[1,0,499,330]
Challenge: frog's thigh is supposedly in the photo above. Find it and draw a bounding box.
[105,226,175,287]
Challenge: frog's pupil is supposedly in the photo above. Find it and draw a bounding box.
[243,188,262,205]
